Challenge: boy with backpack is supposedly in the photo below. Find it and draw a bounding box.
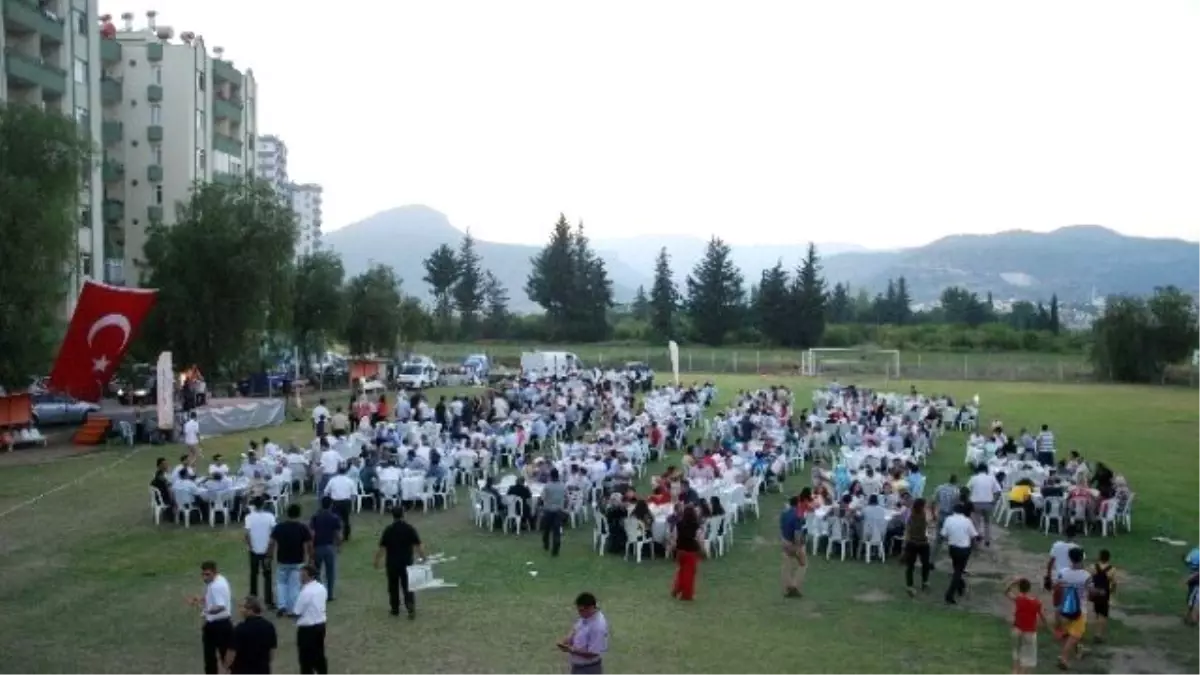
[1090,549,1116,643]
[1054,547,1093,670]
[1004,577,1050,674]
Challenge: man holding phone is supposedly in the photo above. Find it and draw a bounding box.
[557,592,608,674]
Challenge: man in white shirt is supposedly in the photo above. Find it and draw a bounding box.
[939,504,980,605]
[208,455,231,478]
[323,465,358,542]
[317,441,342,496]
[294,564,329,674]
[192,560,234,674]
[311,399,330,430]
[244,498,277,608]
[183,412,202,458]
[965,466,1002,546]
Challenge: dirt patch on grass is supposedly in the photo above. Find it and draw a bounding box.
[854,589,892,603]
[1101,646,1191,674]
[1110,608,1184,631]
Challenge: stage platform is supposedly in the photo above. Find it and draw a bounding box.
[99,396,286,438]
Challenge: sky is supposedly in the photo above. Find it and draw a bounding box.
[106,0,1200,249]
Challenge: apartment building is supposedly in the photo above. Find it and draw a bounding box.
[1,0,105,309]
[99,10,257,285]
[291,182,323,256]
[256,134,323,258]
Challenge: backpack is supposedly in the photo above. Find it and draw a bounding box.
[1060,585,1083,620]
[1091,564,1112,599]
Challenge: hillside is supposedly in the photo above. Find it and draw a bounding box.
[321,206,648,312]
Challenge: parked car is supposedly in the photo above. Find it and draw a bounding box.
[117,376,157,406]
[32,393,100,426]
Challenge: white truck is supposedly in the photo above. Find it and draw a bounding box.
[395,362,441,389]
[520,351,583,379]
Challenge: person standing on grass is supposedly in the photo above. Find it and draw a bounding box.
[940,503,979,605]
[1089,549,1116,643]
[779,495,807,598]
[1005,577,1050,674]
[244,497,277,609]
[1044,525,1081,605]
[190,560,233,675]
[930,474,960,559]
[966,464,1002,547]
[310,497,343,602]
[224,596,278,674]
[540,468,567,556]
[903,498,933,596]
[293,564,328,675]
[558,592,609,674]
[270,504,313,618]
[1054,547,1093,670]
[374,506,426,619]
[184,412,202,459]
[322,464,356,542]
[671,505,703,601]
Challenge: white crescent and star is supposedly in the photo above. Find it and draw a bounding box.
[86,313,132,373]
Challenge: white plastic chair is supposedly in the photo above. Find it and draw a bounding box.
[1067,498,1090,535]
[1097,499,1119,537]
[743,478,762,519]
[474,492,498,531]
[354,480,377,513]
[209,490,234,527]
[825,518,850,561]
[149,487,168,525]
[503,495,525,534]
[623,518,654,563]
[174,489,201,528]
[1002,501,1026,527]
[702,515,725,557]
[593,508,609,555]
[860,523,886,563]
[378,479,401,513]
[1117,493,1134,532]
[1041,497,1065,535]
[566,491,588,528]
[807,515,829,555]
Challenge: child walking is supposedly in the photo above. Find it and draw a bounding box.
[1005,577,1050,674]
[1090,549,1116,643]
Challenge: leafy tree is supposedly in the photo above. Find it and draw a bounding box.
[789,243,827,348]
[0,105,91,389]
[648,247,680,340]
[754,261,790,344]
[1091,286,1198,383]
[482,270,512,338]
[1048,293,1060,334]
[139,176,297,376]
[826,283,853,323]
[453,231,485,340]
[421,243,459,340]
[397,296,430,349]
[292,251,345,374]
[343,264,403,356]
[939,286,990,327]
[526,215,576,340]
[630,285,650,321]
[570,222,614,341]
[894,277,913,325]
[685,237,744,345]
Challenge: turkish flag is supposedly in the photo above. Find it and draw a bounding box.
[48,280,157,402]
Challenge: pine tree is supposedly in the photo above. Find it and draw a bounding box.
[755,261,791,344]
[685,237,745,346]
[648,247,679,340]
[789,243,827,348]
[826,283,852,323]
[481,270,511,338]
[570,222,613,341]
[525,215,575,340]
[1049,293,1061,334]
[630,285,650,321]
[894,277,913,325]
[422,243,459,340]
[453,231,485,340]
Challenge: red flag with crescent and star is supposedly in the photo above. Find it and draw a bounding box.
[48,280,157,402]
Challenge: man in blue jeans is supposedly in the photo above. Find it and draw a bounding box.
[310,497,343,601]
[269,503,312,617]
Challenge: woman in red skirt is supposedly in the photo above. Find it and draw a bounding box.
[672,506,704,601]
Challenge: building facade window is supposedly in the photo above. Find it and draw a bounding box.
[154,184,163,205]
[152,65,162,84]
[74,58,87,84]
[196,148,207,173]
[80,253,93,278]
[150,103,161,124]
[74,10,88,34]
[151,144,162,165]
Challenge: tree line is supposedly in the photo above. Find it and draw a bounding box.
[3,104,1195,387]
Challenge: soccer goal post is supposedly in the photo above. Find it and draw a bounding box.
[803,348,901,379]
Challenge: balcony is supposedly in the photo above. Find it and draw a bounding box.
[100,76,122,104]
[3,49,67,96]
[102,159,124,183]
[101,120,123,144]
[146,84,163,102]
[147,205,163,222]
[147,164,163,182]
[100,37,121,63]
[212,172,238,186]
[103,259,126,286]
[146,42,163,61]
[147,125,163,142]
[212,94,242,121]
[212,58,242,86]
[2,0,65,44]
[212,132,243,156]
[102,200,124,223]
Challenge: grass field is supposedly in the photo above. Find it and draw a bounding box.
[412,341,1102,383]
[0,376,1196,673]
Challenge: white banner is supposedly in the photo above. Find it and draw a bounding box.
[156,351,174,429]
[668,340,680,386]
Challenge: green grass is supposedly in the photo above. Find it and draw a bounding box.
[413,341,1097,383]
[0,376,1196,673]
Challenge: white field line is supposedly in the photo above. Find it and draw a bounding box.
[0,446,146,520]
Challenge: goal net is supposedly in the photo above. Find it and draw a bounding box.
[801,348,901,379]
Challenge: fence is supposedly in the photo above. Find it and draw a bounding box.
[408,344,1121,384]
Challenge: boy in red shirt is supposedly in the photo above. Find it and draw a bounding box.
[1005,577,1050,674]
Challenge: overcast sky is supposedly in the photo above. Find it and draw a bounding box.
[108,0,1199,248]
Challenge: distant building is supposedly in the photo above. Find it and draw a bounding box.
[290,182,323,257]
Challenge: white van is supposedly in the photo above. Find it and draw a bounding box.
[396,363,440,389]
[520,351,583,379]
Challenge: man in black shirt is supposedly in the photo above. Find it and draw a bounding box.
[310,497,343,601]
[269,504,312,618]
[374,507,426,619]
[150,457,176,512]
[224,596,277,674]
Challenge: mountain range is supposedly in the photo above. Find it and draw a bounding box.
[322,207,1199,312]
